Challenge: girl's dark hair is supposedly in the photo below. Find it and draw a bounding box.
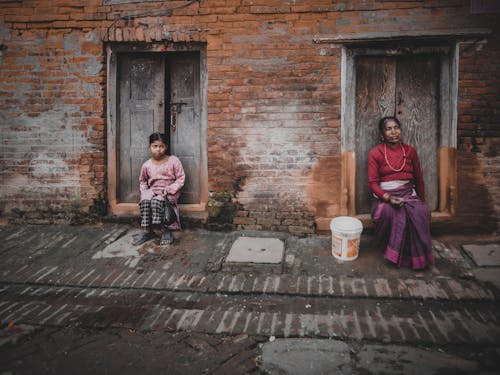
[149,132,168,145]
[378,116,401,132]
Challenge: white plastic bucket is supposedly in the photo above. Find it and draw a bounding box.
[330,216,363,261]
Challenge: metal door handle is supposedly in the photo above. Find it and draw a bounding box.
[170,102,187,133]
[170,105,177,132]
[170,101,186,113]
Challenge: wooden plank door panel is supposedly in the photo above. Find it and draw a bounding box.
[168,53,201,204]
[355,56,396,213]
[117,54,165,203]
[396,55,440,210]
[354,54,440,214]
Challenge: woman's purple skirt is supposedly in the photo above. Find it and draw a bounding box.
[371,183,434,270]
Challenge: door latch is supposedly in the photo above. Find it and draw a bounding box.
[169,102,186,132]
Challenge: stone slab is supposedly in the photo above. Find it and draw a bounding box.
[225,237,284,264]
[356,344,479,375]
[92,229,155,268]
[462,243,500,266]
[260,339,481,375]
[92,229,143,260]
[261,339,352,374]
[473,268,500,290]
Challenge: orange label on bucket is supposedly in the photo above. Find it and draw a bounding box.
[347,238,360,258]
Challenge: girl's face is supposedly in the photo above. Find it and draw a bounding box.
[382,119,402,145]
[150,140,167,160]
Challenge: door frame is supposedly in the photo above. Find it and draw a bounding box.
[106,43,208,216]
[340,41,459,221]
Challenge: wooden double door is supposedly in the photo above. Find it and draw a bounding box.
[354,54,440,213]
[116,52,201,205]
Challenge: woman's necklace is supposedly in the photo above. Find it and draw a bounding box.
[384,143,406,172]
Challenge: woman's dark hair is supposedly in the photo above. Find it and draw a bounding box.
[149,132,168,145]
[378,116,401,133]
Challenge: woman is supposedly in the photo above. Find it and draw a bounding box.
[367,116,434,270]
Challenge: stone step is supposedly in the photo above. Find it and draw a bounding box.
[1,263,497,301]
[1,284,499,346]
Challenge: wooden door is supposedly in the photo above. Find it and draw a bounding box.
[115,52,202,206]
[355,54,440,213]
[117,54,165,203]
[168,53,201,204]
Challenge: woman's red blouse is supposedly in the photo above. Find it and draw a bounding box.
[367,143,425,201]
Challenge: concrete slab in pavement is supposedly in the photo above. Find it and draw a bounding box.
[463,243,500,266]
[261,339,494,375]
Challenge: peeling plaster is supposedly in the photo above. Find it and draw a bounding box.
[84,30,100,43]
[1,109,94,203]
[306,156,341,218]
[0,23,11,42]
[63,31,81,53]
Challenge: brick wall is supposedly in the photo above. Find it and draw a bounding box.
[0,1,498,234]
[0,21,105,223]
[457,33,500,233]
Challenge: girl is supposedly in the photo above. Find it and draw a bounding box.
[132,132,185,247]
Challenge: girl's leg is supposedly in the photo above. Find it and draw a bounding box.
[133,200,154,245]
[150,198,173,247]
[160,229,173,246]
[150,198,164,226]
[139,200,152,230]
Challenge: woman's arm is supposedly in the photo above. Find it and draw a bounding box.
[368,149,387,200]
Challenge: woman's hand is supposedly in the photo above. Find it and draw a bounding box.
[389,196,405,208]
[382,193,404,207]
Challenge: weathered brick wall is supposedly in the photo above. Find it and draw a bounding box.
[0,1,498,234]
[0,20,105,223]
[204,12,340,235]
[457,33,500,233]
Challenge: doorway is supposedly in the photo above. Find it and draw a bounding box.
[341,43,458,217]
[107,45,207,215]
[355,54,440,213]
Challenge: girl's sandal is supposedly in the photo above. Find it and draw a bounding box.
[132,232,154,246]
[160,231,173,247]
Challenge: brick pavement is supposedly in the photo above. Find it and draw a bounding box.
[0,326,263,375]
[1,283,499,346]
[0,224,499,349]
[1,263,496,301]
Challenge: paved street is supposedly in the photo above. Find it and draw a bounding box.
[0,224,499,374]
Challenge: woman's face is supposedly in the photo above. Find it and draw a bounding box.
[382,119,402,145]
[150,140,167,160]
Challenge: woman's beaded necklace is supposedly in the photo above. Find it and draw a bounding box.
[384,143,406,172]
